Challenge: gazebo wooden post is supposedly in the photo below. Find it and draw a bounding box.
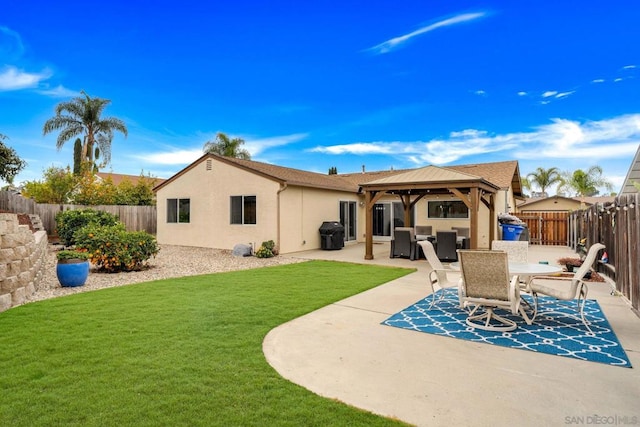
[364,190,374,260]
[403,194,411,227]
[489,193,495,246]
[470,188,480,249]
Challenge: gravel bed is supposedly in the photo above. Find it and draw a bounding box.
[28,244,306,303]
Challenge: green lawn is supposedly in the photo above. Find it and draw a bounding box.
[0,260,413,426]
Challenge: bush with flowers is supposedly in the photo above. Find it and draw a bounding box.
[73,223,159,272]
[255,240,278,258]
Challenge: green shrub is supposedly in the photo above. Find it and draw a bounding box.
[255,246,273,258]
[55,209,120,246]
[74,224,159,272]
[56,249,90,261]
[255,241,278,258]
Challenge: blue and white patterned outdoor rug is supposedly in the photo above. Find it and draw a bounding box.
[382,288,631,368]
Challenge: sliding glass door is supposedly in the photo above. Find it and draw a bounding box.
[339,201,357,241]
[373,202,414,240]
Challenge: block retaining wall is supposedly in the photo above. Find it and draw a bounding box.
[0,213,48,312]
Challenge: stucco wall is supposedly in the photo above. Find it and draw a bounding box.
[0,213,48,312]
[279,187,358,253]
[381,190,512,249]
[156,158,280,251]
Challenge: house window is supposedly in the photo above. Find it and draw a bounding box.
[167,198,190,223]
[230,195,256,225]
[427,200,469,219]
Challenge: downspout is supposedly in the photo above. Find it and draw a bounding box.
[277,182,288,251]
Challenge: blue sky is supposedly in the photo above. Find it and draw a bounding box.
[1,1,639,195]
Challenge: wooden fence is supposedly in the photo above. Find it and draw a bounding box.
[511,211,569,245]
[0,191,157,236]
[569,193,639,313]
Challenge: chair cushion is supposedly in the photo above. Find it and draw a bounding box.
[529,279,575,300]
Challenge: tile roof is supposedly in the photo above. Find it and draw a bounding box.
[96,172,165,186]
[154,154,521,195]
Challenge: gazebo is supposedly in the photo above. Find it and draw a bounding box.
[359,166,501,260]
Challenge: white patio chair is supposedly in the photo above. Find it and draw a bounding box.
[528,243,606,333]
[491,240,529,263]
[458,250,533,331]
[418,240,461,309]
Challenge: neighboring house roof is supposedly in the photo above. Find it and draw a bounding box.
[578,196,616,205]
[517,195,615,208]
[620,144,640,195]
[96,172,165,187]
[517,195,580,208]
[154,154,522,196]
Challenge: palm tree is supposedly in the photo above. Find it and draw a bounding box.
[43,91,128,170]
[203,132,251,160]
[526,167,563,196]
[561,166,613,198]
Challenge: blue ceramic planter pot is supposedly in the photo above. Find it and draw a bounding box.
[56,260,90,287]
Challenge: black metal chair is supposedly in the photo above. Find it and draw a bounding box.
[390,227,418,260]
[436,231,458,262]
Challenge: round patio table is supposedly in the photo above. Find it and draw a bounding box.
[449,261,562,276]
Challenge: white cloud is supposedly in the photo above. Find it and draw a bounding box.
[555,91,575,99]
[542,91,558,98]
[614,78,623,82]
[517,91,528,96]
[622,65,636,69]
[367,12,487,54]
[474,90,486,96]
[0,66,52,91]
[243,133,308,155]
[36,85,78,98]
[0,26,24,58]
[310,114,640,166]
[131,132,308,166]
[136,149,203,165]
[591,79,605,83]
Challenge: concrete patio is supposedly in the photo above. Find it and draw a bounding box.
[264,243,640,427]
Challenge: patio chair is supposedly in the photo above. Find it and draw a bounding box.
[528,243,605,333]
[435,231,458,262]
[390,227,418,260]
[491,240,529,263]
[415,225,432,239]
[418,240,461,309]
[458,250,533,331]
[451,227,469,238]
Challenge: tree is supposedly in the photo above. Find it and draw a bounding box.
[73,138,82,175]
[520,177,531,197]
[42,91,128,171]
[328,166,338,175]
[21,166,76,203]
[203,132,251,159]
[526,167,563,196]
[0,134,27,184]
[560,166,613,197]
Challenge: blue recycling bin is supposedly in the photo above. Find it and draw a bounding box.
[501,224,524,241]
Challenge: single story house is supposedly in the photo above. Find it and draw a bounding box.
[153,154,523,255]
[516,195,616,213]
